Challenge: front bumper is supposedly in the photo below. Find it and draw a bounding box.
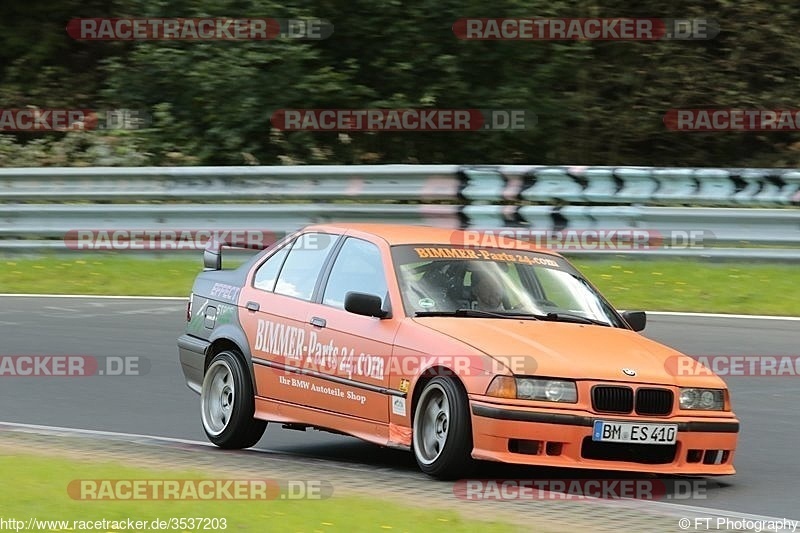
[470,399,739,475]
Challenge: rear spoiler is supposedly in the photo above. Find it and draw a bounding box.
[202,238,271,271]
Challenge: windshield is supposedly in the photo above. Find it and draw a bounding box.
[391,245,625,327]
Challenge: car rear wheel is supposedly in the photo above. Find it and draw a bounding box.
[412,376,473,479]
[201,350,266,449]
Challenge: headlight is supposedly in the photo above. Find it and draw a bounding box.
[679,388,725,410]
[487,376,577,403]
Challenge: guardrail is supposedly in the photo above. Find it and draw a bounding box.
[1,165,798,258]
[2,165,800,204]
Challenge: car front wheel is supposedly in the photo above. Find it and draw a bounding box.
[201,350,266,449]
[412,376,473,479]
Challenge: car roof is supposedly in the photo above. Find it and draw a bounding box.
[300,222,565,258]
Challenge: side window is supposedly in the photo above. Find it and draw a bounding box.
[274,233,339,301]
[253,241,292,292]
[322,238,388,309]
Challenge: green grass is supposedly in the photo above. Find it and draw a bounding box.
[0,254,798,315]
[571,258,800,315]
[0,454,519,532]
[0,255,213,296]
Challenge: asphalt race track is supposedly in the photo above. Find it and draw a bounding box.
[1,296,798,519]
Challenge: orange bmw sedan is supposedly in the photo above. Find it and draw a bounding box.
[178,223,739,479]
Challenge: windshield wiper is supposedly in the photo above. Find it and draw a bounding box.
[414,309,540,320]
[539,312,611,327]
[414,309,609,326]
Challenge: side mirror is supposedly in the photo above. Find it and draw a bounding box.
[621,310,646,332]
[345,292,389,318]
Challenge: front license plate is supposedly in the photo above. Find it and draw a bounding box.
[592,420,677,445]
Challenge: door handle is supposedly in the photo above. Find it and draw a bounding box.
[309,316,326,328]
[245,301,260,312]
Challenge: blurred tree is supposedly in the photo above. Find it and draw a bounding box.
[2,0,800,166]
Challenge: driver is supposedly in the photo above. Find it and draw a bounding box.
[472,271,506,311]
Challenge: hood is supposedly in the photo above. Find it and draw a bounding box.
[412,317,723,387]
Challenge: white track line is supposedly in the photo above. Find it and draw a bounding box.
[0,421,405,476]
[647,311,800,321]
[0,420,212,446]
[1,420,797,526]
[1,294,797,320]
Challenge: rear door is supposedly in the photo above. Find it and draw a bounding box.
[240,231,341,406]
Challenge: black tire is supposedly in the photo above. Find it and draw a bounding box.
[200,350,266,449]
[412,376,474,479]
